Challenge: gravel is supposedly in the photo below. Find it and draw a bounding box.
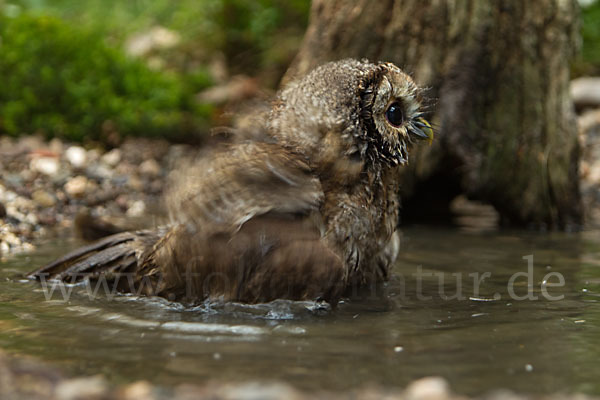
[0,135,197,255]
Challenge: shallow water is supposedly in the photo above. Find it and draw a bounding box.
[1,227,599,395]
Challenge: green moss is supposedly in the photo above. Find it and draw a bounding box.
[3,0,310,75]
[0,13,212,141]
[0,1,310,142]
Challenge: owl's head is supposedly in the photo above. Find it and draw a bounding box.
[268,59,433,169]
[359,61,433,165]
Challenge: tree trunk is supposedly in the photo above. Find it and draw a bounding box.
[285,0,582,229]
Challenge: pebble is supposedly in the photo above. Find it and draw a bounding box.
[139,159,161,177]
[101,148,122,167]
[115,194,130,211]
[48,137,64,154]
[65,146,87,169]
[64,176,89,198]
[86,164,113,180]
[30,156,59,176]
[20,169,35,182]
[0,136,195,255]
[86,148,102,163]
[54,376,109,400]
[128,175,144,191]
[571,77,600,108]
[32,190,57,208]
[121,381,155,400]
[218,382,302,400]
[127,200,146,217]
[2,232,21,247]
[579,108,600,227]
[405,377,450,400]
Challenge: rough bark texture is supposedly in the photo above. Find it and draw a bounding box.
[285,0,582,229]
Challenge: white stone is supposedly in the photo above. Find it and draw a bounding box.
[30,157,59,176]
[571,77,600,107]
[127,200,146,217]
[65,146,87,168]
[405,377,450,400]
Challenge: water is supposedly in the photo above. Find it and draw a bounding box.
[1,227,600,395]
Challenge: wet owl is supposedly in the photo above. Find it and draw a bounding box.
[30,59,433,306]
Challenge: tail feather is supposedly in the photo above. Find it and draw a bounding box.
[28,230,163,284]
[55,243,137,281]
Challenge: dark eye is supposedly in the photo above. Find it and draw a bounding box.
[385,101,404,127]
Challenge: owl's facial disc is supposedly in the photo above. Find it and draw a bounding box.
[368,65,433,165]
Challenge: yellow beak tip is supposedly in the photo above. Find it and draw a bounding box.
[418,118,434,145]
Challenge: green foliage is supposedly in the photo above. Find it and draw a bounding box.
[581,0,600,74]
[5,0,310,74]
[0,0,309,142]
[211,0,310,73]
[0,13,211,141]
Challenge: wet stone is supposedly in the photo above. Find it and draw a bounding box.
[405,377,451,400]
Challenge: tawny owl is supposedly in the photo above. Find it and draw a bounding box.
[29,59,433,306]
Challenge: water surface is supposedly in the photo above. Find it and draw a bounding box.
[1,227,599,395]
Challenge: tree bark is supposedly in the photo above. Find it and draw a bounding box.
[285,0,582,229]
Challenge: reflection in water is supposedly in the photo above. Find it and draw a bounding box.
[0,227,599,395]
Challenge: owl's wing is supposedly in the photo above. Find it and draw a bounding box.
[29,141,345,304]
[145,142,346,303]
[166,141,324,232]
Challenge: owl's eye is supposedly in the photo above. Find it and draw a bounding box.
[385,101,404,127]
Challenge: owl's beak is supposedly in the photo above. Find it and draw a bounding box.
[412,118,434,145]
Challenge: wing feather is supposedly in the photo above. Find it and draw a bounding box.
[166,142,323,232]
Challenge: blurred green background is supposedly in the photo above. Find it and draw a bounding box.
[0,0,309,143]
[0,0,598,143]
